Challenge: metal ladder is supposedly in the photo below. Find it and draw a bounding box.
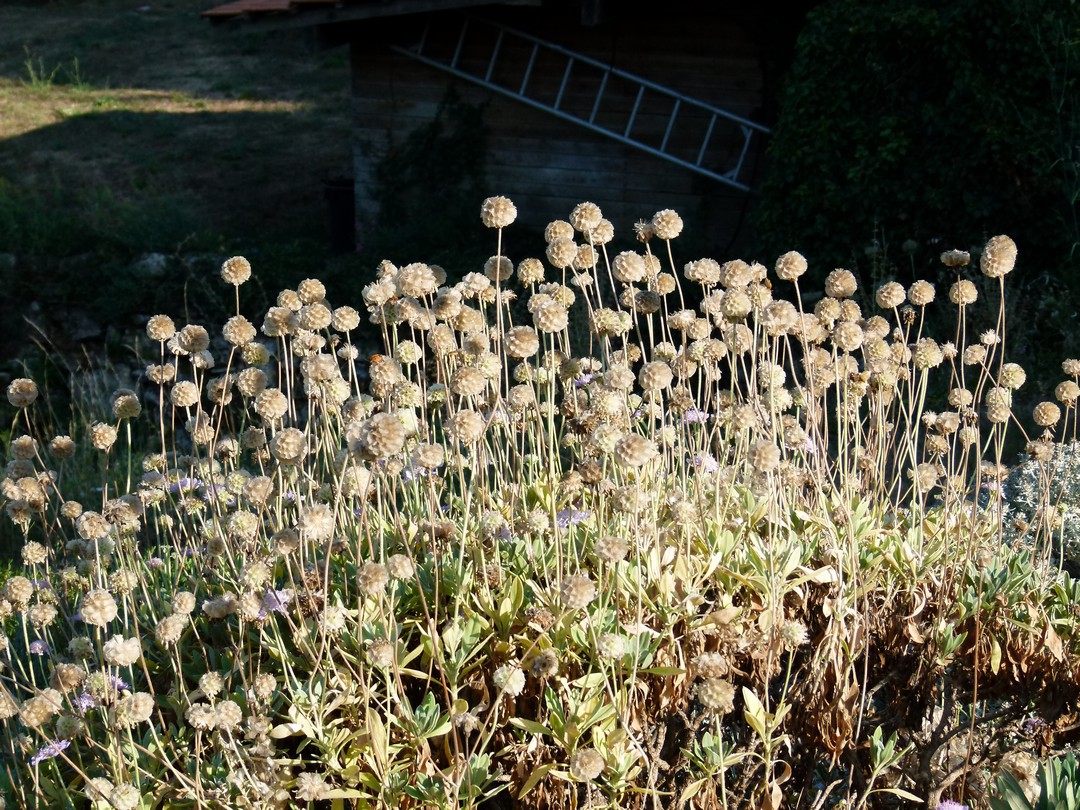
[389,14,769,193]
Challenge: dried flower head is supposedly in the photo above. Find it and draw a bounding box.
[7,378,38,408]
[560,573,596,611]
[875,281,905,310]
[824,269,858,299]
[696,678,736,713]
[940,249,970,267]
[493,663,526,697]
[651,209,684,240]
[79,589,118,627]
[481,195,517,228]
[569,201,603,233]
[221,256,252,285]
[1034,401,1062,427]
[614,434,657,468]
[907,280,935,306]
[774,251,808,282]
[981,234,1017,278]
[569,748,606,781]
[357,562,389,596]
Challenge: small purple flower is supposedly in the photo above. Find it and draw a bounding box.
[29,739,70,767]
[74,692,97,714]
[932,802,968,810]
[259,589,293,619]
[681,408,712,424]
[556,509,591,529]
[1021,716,1047,735]
[29,640,51,656]
[168,477,202,494]
[110,675,129,691]
[574,373,594,388]
[692,453,720,474]
[146,556,165,570]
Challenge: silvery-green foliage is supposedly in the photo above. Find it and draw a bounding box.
[1002,441,1080,568]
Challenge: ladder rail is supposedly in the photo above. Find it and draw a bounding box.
[464,15,769,135]
[391,13,768,192]
[390,45,755,192]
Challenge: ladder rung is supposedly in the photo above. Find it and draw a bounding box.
[519,42,539,95]
[554,57,574,110]
[589,69,609,124]
[624,85,644,137]
[485,28,504,83]
[696,113,717,166]
[660,98,680,153]
[450,18,468,69]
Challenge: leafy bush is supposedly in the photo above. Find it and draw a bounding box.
[0,200,1078,808]
[752,0,1080,388]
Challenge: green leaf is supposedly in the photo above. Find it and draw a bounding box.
[742,688,768,740]
[518,763,555,799]
[509,718,553,737]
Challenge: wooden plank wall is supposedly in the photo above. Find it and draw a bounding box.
[349,5,765,255]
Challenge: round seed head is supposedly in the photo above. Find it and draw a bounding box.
[560,573,596,611]
[484,255,513,283]
[569,749,606,781]
[297,278,326,304]
[940,249,970,267]
[269,427,307,464]
[651,208,683,240]
[220,256,252,285]
[569,201,603,233]
[748,440,781,473]
[907,280,935,306]
[614,434,657,468]
[546,237,577,269]
[1055,380,1080,406]
[146,315,176,342]
[639,360,673,391]
[481,195,517,228]
[450,367,487,398]
[875,282,905,309]
[516,257,545,285]
[447,409,486,444]
[696,678,736,713]
[980,235,1017,278]
[6,378,38,408]
[504,326,540,359]
[177,324,210,354]
[774,251,807,281]
[357,562,389,596]
[545,219,574,242]
[397,263,439,298]
[824,269,858,299]
[1033,401,1061,427]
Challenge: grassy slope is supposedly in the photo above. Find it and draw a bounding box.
[0,0,357,362]
[0,0,352,242]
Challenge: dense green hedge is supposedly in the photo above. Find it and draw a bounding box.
[752,0,1080,379]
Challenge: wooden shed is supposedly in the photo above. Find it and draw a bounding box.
[204,0,781,253]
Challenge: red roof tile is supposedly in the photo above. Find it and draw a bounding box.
[201,0,296,17]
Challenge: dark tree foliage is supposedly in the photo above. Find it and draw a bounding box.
[752,0,1080,336]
